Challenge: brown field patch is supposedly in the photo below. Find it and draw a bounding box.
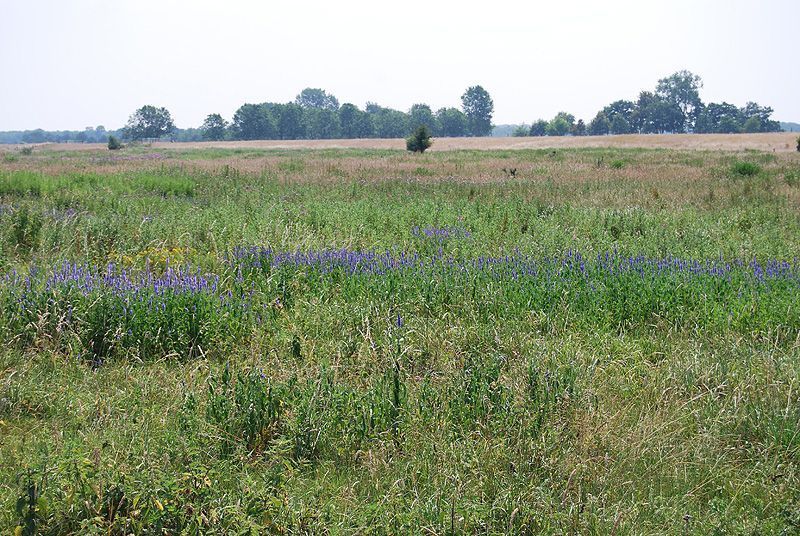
[4,132,799,153]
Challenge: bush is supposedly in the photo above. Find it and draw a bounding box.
[796,135,800,152]
[730,161,761,177]
[406,125,432,153]
[107,135,122,150]
[19,146,33,156]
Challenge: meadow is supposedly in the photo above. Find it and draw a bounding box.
[0,142,799,534]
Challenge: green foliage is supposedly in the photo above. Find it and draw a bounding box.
[107,135,122,150]
[19,146,33,156]
[461,85,494,136]
[530,119,549,137]
[2,147,800,533]
[405,125,433,153]
[123,105,175,141]
[205,365,284,456]
[200,114,228,141]
[730,161,761,177]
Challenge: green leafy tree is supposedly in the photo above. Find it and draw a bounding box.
[295,88,339,111]
[273,103,306,140]
[610,114,633,135]
[409,104,437,133]
[512,125,530,137]
[406,125,433,153]
[338,103,374,138]
[303,108,341,139]
[368,105,410,138]
[546,114,572,136]
[603,100,636,133]
[571,119,587,136]
[200,113,228,141]
[740,102,781,132]
[123,105,175,140]
[635,92,683,133]
[588,112,611,135]
[529,119,548,136]
[461,85,494,136]
[742,116,761,133]
[435,107,468,137]
[107,135,122,150]
[656,70,703,132]
[232,103,276,140]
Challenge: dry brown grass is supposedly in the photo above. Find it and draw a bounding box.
[6,132,799,153]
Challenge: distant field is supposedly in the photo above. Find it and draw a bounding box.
[1,145,799,533]
[5,131,799,153]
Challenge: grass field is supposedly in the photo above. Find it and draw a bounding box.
[5,131,800,154]
[1,141,799,534]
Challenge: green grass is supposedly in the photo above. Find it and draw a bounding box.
[1,146,799,534]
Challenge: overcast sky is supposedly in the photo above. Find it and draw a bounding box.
[1,0,797,131]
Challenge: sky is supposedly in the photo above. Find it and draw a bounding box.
[0,0,798,131]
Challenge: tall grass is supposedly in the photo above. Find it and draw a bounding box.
[1,146,799,533]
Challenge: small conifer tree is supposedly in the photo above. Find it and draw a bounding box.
[107,135,122,150]
[406,125,432,153]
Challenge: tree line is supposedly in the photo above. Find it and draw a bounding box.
[118,86,495,142]
[515,71,781,137]
[0,72,787,144]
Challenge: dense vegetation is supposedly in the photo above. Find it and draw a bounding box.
[1,145,799,533]
[2,72,789,145]
[519,71,782,137]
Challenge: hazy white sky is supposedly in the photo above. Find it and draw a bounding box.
[0,0,797,130]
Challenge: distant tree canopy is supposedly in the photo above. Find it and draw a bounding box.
[199,86,495,142]
[200,114,228,141]
[124,105,175,140]
[521,71,782,138]
[1,75,785,144]
[461,85,494,137]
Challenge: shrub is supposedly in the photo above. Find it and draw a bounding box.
[406,125,432,153]
[730,161,761,177]
[796,135,800,152]
[19,146,33,156]
[107,135,122,150]
[610,159,625,169]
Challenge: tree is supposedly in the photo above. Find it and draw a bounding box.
[610,115,633,135]
[461,85,494,136]
[409,104,437,133]
[572,119,586,136]
[656,70,703,132]
[406,125,432,153]
[512,125,529,137]
[273,103,306,140]
[200,113,228,141]
[369,106,410,138]
[603,100,636,133]
[588,112,611,135]
[436,108,468,137]
[742,116,762,133]
[232,103,276,140]
[338,103,374,138]
[107,135,122,150]
[124,105,175,140]
[303,108,340,139]
[635,91,683,133]
[740,102,781,132]
[546,113,573,136]
[529,119,548,137]
[295,88,339,111]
